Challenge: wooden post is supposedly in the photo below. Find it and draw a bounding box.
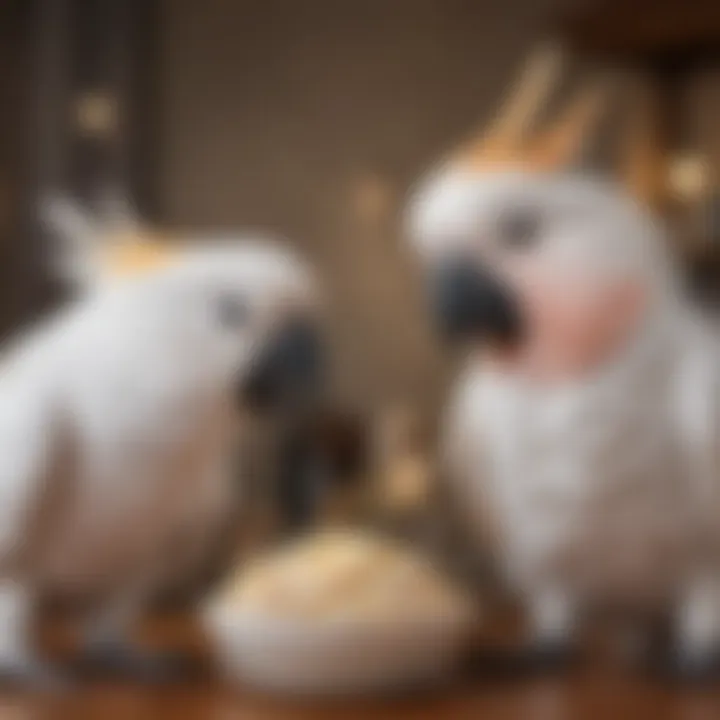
[33,0,71,202]
[33,0,159,220]
[67,0,158,217]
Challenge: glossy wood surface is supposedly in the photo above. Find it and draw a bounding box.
[4,613,718,719]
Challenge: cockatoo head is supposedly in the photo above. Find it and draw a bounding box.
[406,45,681,383]
[41,195,326,412]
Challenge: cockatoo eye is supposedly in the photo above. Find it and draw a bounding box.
[497,207,542,252]
[217,294,251,329]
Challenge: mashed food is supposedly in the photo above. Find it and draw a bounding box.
[218,529,474,623]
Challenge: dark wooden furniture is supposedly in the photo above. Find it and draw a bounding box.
[33,0,160,218]
[559,0,720,65]
[559,0,720,194]
[559,0,720,300]
[0,0,161,334]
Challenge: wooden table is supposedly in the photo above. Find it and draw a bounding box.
[8,674,717,720]
[8,614,720,719]
[8,664,720,720]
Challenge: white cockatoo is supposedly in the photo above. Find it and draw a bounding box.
[405,45,720,680]
[41,197,265,609]
[0,195,325,685]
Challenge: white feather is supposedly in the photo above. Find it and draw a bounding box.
[0,239,317,669]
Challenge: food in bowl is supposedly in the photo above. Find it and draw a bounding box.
[204,528,477,695]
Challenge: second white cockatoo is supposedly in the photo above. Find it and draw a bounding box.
[405,45,720,680]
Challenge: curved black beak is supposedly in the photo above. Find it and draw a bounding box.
[276,423,328,533]
[276,409,367,534]
[430,259,524,345]
[241,317,325,412]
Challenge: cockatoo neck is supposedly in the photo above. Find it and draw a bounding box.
[585,292,684,392]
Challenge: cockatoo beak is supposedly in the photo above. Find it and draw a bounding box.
[430,258,524,348]
[430,253,648,382]
[241,316,326,412]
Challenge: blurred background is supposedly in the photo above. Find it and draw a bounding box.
[4,0,720,418]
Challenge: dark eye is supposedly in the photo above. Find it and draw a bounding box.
[497,207,542,251]
[217,295,250,329]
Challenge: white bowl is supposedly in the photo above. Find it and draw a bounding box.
[204,603,475,696]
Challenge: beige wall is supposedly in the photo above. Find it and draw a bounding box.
[156,0,560,414]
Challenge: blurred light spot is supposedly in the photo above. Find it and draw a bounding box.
[667,153,711,204]
[351,174,393,224]
[75,91,118,138]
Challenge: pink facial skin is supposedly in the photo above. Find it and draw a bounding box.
[484,263,648,384]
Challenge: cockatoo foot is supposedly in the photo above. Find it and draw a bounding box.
[520,638,578,671]
[0,657,70,693]
[73,641,202,684]
[649,646,720,685]
[462,638,578,680]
